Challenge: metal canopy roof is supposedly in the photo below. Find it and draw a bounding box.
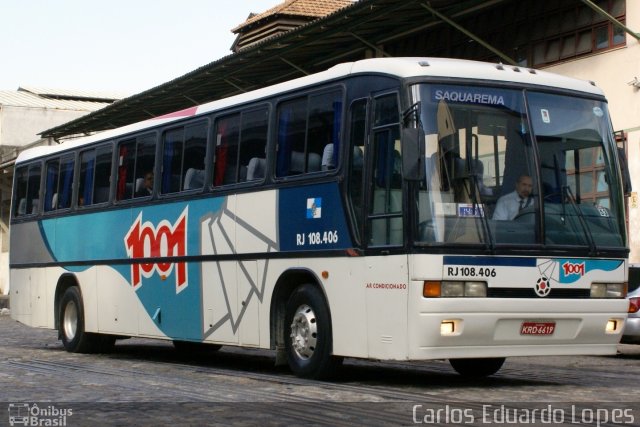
[42,0,507,141]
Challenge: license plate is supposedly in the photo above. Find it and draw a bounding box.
[520,321,556,335]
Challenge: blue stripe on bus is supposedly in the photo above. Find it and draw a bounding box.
[443,256,537,267]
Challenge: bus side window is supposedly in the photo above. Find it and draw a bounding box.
[213,114,240,186]
[116,134,156,201]
[182,122,207,189]
[94,146,113,203]
[161,121,207,193]
[44,155,74,212]
[239,108,268,182]
[162,127,185,193]
[79,145,112,206]
[276,90,342,177]
[13,164,41,217]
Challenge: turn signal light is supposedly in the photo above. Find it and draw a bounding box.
[629,297,640,314]
[423,281,441,297]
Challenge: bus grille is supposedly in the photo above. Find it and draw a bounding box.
[487,288,591,298]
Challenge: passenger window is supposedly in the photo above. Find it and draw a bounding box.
[276,90,342,177]
[213,107,268,186]
[116,134,156,201]
[13,164,41,217]
[44,155,74,212]
[213,114,240,185]
[79,145,112,206]
[162,121,207,193]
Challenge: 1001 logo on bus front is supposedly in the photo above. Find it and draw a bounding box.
[124,207,188,293]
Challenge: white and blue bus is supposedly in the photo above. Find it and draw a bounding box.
[10,58,629,379]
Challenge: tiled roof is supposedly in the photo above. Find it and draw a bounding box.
[233,0,354,32]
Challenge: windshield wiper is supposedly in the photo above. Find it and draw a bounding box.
[563,185,596,255]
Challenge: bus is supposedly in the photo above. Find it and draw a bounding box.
[10,57,630,379]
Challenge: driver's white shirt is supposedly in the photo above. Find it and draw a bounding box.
[493,190,532,220]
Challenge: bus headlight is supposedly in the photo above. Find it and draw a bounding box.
[424,281,487,297]
[590,283,627,298]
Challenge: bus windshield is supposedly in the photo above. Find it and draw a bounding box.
[411,83,626,249]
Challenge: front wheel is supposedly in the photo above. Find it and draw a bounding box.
[59,286,114,353]
[284,284,341,379]
[449,357,505,377]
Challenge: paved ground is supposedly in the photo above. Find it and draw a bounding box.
[0,312,639,426]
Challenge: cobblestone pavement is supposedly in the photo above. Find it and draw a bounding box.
[0,313,639,426]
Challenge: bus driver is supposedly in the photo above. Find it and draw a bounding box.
[493,174,533,220]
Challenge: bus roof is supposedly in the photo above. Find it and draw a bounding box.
[16,57,604,164]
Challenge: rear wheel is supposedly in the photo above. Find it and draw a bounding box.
[449,357,505,377]
[284,284,341,379]
[59,287,114,353]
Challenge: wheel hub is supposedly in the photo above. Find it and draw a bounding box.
[290,304,317,360]
[63,300,78,341]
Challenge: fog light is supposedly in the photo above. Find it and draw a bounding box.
[441,320,456,335]
[606,319,622,334]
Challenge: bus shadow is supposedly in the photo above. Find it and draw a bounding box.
[105,339,554,389]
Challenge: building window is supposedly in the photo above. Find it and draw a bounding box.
[532,0,626,67]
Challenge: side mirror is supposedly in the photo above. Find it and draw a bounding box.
[617,146,632,196]
[401,127,425,181]
[402,128,425,181]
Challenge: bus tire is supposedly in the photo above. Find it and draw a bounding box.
[449,357,505,377]
[59,286,114,353]
[284,284,341,379]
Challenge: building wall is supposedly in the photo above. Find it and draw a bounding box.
[546,4,640,263]
[0,105,90,147]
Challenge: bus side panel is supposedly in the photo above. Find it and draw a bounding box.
[96,265,140,336]
[236,191,278,347]
[10,219,55,328]
[200,195,239,344]
[10,268,32,324]
[362,255,409,360]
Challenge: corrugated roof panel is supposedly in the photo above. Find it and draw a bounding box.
[0,90,117,111]
[19,86,129,102]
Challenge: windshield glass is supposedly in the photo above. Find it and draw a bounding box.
[411,84,625,249]
[528,92,624,248]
